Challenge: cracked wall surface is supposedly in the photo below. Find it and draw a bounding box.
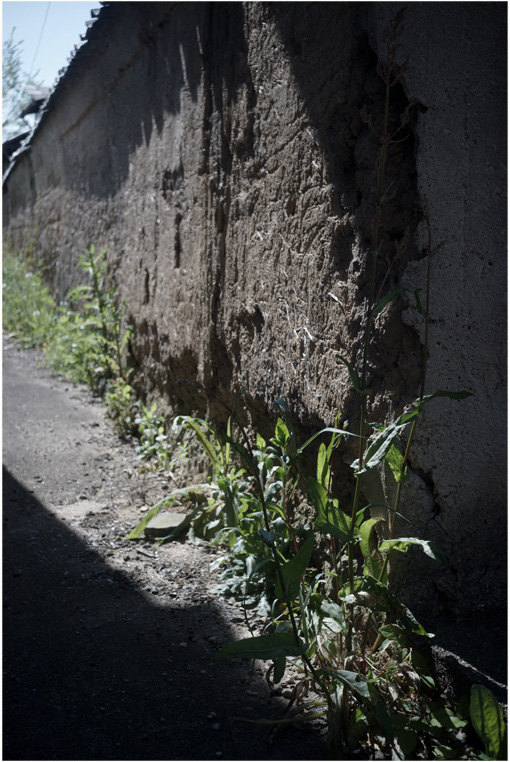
[3,2,506,621]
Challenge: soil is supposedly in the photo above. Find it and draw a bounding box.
[2,338,330,761]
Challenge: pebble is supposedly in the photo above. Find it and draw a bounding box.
[212,723,220,730]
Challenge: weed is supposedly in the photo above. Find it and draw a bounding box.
[2,253,56,348]
[104,377,137,437]
[3,245,133,395]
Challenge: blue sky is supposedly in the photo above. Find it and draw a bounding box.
[3,1,101,89]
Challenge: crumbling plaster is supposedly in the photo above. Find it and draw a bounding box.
[2,2,506,621]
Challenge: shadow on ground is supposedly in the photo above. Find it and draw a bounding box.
[3,467,328,761]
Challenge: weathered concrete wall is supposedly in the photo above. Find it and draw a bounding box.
[3,2,506,622]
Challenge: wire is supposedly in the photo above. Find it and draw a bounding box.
[29,1,51,79]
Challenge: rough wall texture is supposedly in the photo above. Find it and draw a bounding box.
[3,2,506,622]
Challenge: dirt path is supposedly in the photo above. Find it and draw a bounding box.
[2,339,329,761]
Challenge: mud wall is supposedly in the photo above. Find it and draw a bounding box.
[3,2,506,621]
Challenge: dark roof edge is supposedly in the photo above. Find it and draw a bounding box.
[3,2,111,183]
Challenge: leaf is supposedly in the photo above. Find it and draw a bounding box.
[317,598,346,632]
[470,685,507,760]
[360,517,385,579]
[173,416,223,470]
[223,434,252,466]
[316,442,328,487]
[379,537,446,565]
[258,528,278,547]
[274,417,290,447]
[337,355,371,395]
[123,498,176,540]
[378,624,408,647]
[359,518,384,560]
[256,432,266,449]
[416,389,473,406]
[308,477,352,544]
[352,411,419,474]
[274,398,298,452]
[275,531,314,602]
[273,656,286,684]
[385,442,408,483]
[396,728,419,757]
[414,288,425,316]
[353,576,431,637]
[298,425,357,456]
[213,632,308,663]
[372,288,402,317]
[318,669,371,701]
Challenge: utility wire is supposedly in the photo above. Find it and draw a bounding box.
[29,1,51,79]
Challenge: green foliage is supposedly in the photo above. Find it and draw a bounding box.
[134,401,173,468]
[470,685,507,760]
[2,27,43,139]
[2,253,55,347]
[3,246,133,396]
[104,377,136,436]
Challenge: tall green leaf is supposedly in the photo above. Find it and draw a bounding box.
[213,632,308,663]
[337,355,371,395]
[319,668,371,701]
[416,389,473,407]
[379,537,446,565]
[372,288,402,317]
[275,531,314,602]
[360,517,385,579]
[385,442,408,483]
[308,477,352,544]
[352,411,418,474]
[470,685,507,760]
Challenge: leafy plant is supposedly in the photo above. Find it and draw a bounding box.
[2,27,43,139]
[104,377,137,437]
[60,246,133,389]
[470,685,507,760]
[2,253,56,347]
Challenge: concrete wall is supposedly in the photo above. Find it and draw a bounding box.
[3,2,506,622]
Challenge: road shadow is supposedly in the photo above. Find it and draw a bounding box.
[3,467,328,761]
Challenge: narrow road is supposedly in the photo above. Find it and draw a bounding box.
[3,339,329,761]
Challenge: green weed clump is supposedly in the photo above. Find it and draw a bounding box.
[3,245,182,473]
[3,253,56,348]
[3,246,132,393]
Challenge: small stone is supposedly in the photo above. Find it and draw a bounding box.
[179,642,187,648]
[207,712,217,720]
[212,723,220,730]
[143,511,189,540]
